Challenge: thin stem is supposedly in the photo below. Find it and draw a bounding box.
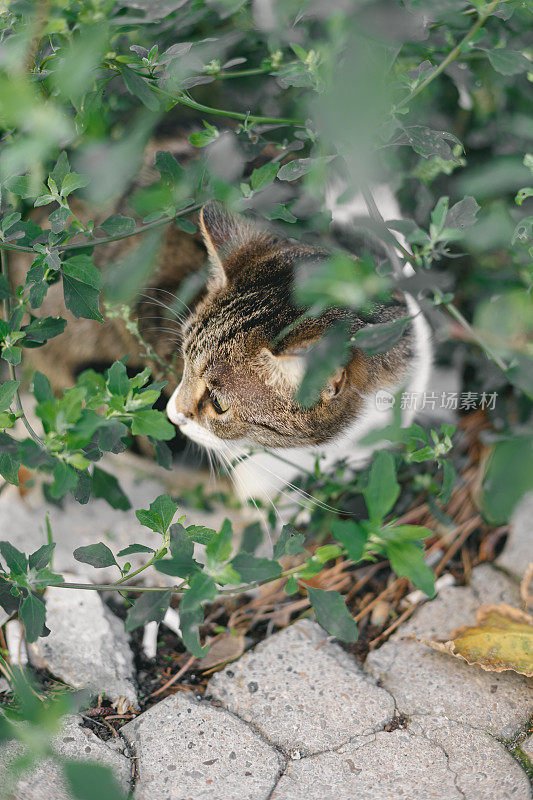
[115,530,171,586]
[170,92,304,127]
[0,202,203,256]
[0,250,45,446]
[394,0,500,112]
[51,560,310,596]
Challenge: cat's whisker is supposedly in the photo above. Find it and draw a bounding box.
[137,294,189,323]
[232,446,343,516]
[144,286,195,316]
[137,299,188,325]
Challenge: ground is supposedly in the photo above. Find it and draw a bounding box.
[0,449,531,800]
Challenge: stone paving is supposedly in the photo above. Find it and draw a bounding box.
[0,459,532,799]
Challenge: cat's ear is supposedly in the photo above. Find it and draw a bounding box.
[199,201,277,289]
[256,345,348,400]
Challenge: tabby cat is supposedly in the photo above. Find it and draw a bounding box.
[166,199,432,504]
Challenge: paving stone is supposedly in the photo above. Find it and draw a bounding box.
[366,565,533,738]
[272,728,462,800]
[28,579,137,706]
[469,562,521,605]
[497,492,533,580]
[409,715,532,800]
[0,715,131,800]
[208,619,395,756]
[120,692,283,800]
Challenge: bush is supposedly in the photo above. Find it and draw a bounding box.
[0,1,531,795]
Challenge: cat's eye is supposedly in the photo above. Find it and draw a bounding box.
[210,392,229,414]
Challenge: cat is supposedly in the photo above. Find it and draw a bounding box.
[166,197,432,508]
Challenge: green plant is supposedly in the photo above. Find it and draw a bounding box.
[0,0,532,793]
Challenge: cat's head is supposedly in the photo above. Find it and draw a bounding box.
[166,201,410,453]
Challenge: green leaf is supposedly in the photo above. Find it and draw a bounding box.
[330,519,367,562]
[33,372,53,404]
[50,152,70,190]
[73,542,118,569]
[62,255,103,290]
[2,344,22,365]
[60,172,90,197]
[20,593,47,643]
[482,436,533,524]
[386,540,435,598]
[277,157,329,181]
[28,543,55,571]
[117,544,155,557]
[231,553,282,583]
[0,380,19,412]
[99,214,136,236]
[307,587,359,643]
[106,361,130,397]
[399,126,462,161]
[22,316,66,345]
[189,121,219,147]
[125,589,172,632]
[135,494,178,535]
[240,522,264,554]
[155,150,183,182]
[363,451,400,521]
[351,317,410,356]
[485,48,530,76]
[0,575,20,614]
[49,206,70,234]
[63,275,103,322]
[130,409,175,440]
[273,525,305,559]
[92,466,131,510]
[155,523,199,578]
[186,525,217,546]
[444,196,480,231]
[297,320,351,407]
[0,541,27,575]
[206,518,233,565]
[384,525,433,542]
[121,65,160,111]
[64,760,128,800]
[179,573,217,657]
[250,162,279,191]
[0,452,19,484]
[440,461,456,505]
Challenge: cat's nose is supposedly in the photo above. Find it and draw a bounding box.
[166,383,193,426]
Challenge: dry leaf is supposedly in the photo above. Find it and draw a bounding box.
[419,603,533,677]
[198,633,245,671]
[520,563,533,610]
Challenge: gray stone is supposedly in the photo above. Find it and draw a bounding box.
[28,580,137,706]
[497,492,533,580]
[469,562,521,606]
[272,728,462,800]
[120,693,283,800]
[366,566,533,738]
[409,715,532,800]
[0,715,131,800]
[208,619,395,756]
[272,720,532,800]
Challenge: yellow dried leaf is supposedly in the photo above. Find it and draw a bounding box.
[419,603,533,677]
